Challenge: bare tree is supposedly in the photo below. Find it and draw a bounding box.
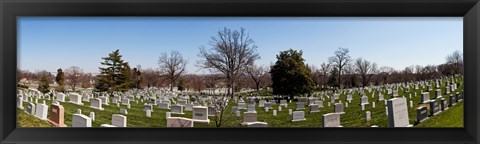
[80,73,93,88]
[446,50,463,75]
[328,47,351,89]
[414,65,425,80]
[355,58,377,87]
[198,27,260,98]
[158,50,187,91]
[378,66,395,84]
[342,63,356,88]
[211,96,235,127]
[246,64,268,91]
[309,65,322,88]
[437,63,454,76]
[141,68,161,88]
[319,62,331,88]
[423,65,439,79]
[401,65,414,83]
[65,66,83,91]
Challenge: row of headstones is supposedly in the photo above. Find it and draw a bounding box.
[76,89,464,127]
[19,95,127,127]
[21,94,199,128]
[238,95,439,128]
[415,91,464,124]
[310,75,461,101]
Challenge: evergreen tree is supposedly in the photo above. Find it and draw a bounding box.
[95,49,131,96]
[55,68,66,92]
[270,49,314,100]
[121,64,133,90]
[37,75,50,94]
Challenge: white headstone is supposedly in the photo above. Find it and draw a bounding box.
[90,112,95,121]
[146,109,151,118]
[166,112,171,118]
[238,102,246,109]
[185,103,193,111]
[360,96,369,105]
[192,106,209,123]
[120,108,128,115]
[69,93,84,105]
[34,102,48,120]
[322,113,342,127]
[56,93,66,102]
[72,114,92,127]
[387,98,412,127]
[247,105,256,112]
[385,107,388,116]
[242,112,258,125]
[17,96,24,109]
[291,111,306,122]
[310,104,320,113]
[334,103,345,114]
[366,111,371,122]
[112,114,127,127]
[100,96,109,105]
[171,105,184,114]
[158,102,170,110]
[420,92,430,104]
[89,98,104,111]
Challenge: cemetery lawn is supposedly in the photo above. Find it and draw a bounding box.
[17,76,464,128]
[416,100,463,127]
[17,108,53,127]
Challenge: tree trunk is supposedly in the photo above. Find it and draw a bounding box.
[338,69,342,89]
[231,81,235,99]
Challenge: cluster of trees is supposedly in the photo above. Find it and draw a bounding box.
[17,66,93,92]
[269,47,463,98]
[308,48,464,90]
[17,27,463,99]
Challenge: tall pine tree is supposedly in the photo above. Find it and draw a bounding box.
[95,49,132,96]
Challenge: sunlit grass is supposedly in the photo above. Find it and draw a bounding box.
[17,77,463,128]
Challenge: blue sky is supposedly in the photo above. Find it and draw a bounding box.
[18,17,462,74]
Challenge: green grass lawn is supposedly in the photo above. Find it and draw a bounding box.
[416,100,463,127]
[17,108,53,127]
[17,77,464,128]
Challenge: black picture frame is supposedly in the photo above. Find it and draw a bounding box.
[1,0,479,143]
